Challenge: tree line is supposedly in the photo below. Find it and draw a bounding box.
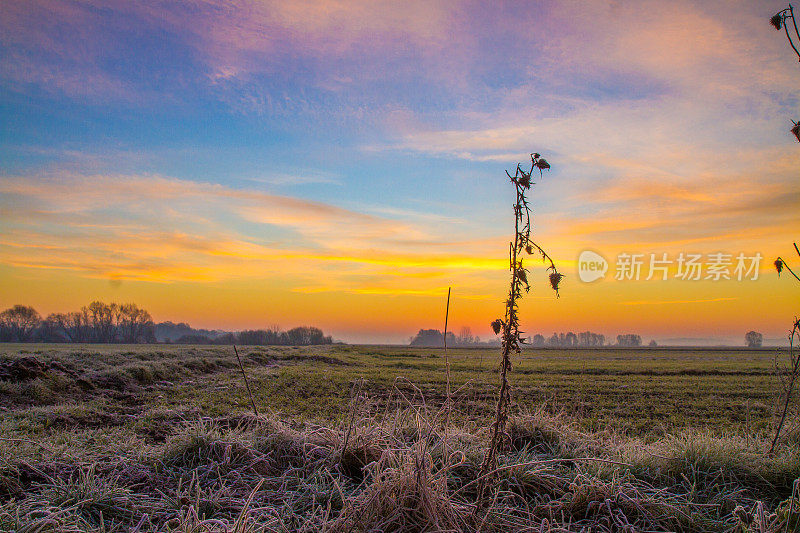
[530,332,646,347]
[172,326,332,346]
[408,327,653,348]
[0,303,333,345]
[409,327,497,347]
[0,303,155,343]
[528,331,608,347]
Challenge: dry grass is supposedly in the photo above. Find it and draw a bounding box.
[1,344,798,531]
[1,402,798,533]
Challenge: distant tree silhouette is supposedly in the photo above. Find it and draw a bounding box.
[37,315,68,342]
[616,334,642,347]
[540,331,605,347]
[285,326,331,345]
[45,311,91,342]
[214,332,237,344]
[565,332,577,346]
[155,322,229,343]
[117,304,155,343]
[0,303,333,346]
[457,326,474,345]
[577,331,605,347]
[0,305,41,342]
[409,329,455,347]
[176,334,214,344]
[40,302,155,343]
[87,301,119,342]
[745,331,763,348]
[210,326,331,346]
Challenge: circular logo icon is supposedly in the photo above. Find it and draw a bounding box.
[578,250,608,283]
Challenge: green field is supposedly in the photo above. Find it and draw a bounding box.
[0,344,798,532]
[0,343,784,432]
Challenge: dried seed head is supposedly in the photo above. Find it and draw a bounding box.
[525,244,533,255]
[770,13,784,30]
[791,121,800,143]
[549,271,564,294]
[519,174,531,188]
[490,319,503,335]
[517,269,528,285]
[775,258,784,275]
[535,158,550,170]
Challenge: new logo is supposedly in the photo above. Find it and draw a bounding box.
[578,250,608,283]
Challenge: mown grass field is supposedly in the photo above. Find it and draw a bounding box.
[0,343,783,433]
[0,343,797,532]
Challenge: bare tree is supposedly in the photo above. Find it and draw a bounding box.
[457,326,474,345]
[87,301,119,343]
[0,305,41,342]
[118,303,153,343]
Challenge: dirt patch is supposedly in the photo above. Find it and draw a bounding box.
[269,354,353,366]
[90,372,137,392]
[0,357,74,382]
[44,411,128,430]
[0,357,48,381]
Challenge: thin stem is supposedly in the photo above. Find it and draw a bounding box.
[777,256,800,283]
[790,5,800,57]
[443,287,452,464]
[341,378,363,459]
[770,319,800,453]
[782,6,800,60]
[233,345,259,417]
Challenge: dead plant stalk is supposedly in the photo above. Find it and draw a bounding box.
[475,153,561,509]
[771,243,800,452]
[769,5,800,141]
[233,344,258,417]
[443,287,452,460]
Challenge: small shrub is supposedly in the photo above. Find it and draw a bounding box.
[159,421,271,476]
[29,466,143,528]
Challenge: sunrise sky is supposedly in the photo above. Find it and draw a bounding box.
[1,0,798,344]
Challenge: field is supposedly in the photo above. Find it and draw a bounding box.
[1,343,798,532]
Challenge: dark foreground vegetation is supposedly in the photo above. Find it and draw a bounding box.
[0,303,333,346]
[0,344,798,531]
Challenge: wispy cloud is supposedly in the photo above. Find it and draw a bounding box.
[0,172,505,290]
[1,0,798,341]
[619,297,739,306]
